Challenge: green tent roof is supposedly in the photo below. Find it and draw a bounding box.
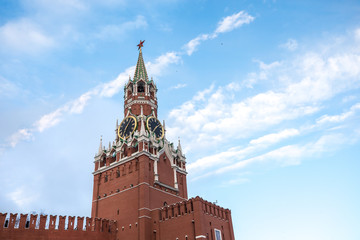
[133,49,149,82]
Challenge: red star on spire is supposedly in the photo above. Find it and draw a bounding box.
[137,40,145,50]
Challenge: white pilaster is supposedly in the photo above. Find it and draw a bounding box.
[154,160,159,181]
[174,168,178,189]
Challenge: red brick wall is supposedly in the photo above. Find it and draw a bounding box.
[0,213,116,240]
[157,153,175,188]
[151,197,235,240]
[177,171,188,199]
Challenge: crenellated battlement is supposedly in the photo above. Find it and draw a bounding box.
[196,196,231,221]
[158,196,231,222]
[0,212,117,240]
[159,198,194,221]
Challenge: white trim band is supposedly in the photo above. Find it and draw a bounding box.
[196,235,206,239]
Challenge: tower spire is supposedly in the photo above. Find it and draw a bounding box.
[133,40,148,82]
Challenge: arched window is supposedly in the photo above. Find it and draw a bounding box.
[138,81,145,93]
[127,83,133,97]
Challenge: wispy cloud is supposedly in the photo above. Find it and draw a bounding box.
[168,30,360,154]
[184,34,212,56]
[250,128,300,146]
[214,11,255,34]
[243,60,282,88]
[168,28,360,181]
[6,187,39,209]
[8,129,34,148]
[95,15,148,41]
[183,11,255,55]
[187,128,299,174]
[316,103,360,124]
[170,83,187,90]
[280,38,298,51]
[198,132,351,180]
[354,28,360,41]
[0,18,55,55]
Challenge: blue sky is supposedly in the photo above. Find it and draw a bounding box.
[1,0,360,239]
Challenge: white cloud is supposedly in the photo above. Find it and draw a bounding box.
[34,107,67,132]
[215,11,255,34]
[317,103,360,124]
[342,95,357,103]
[0,19,55,55]
[184,52,360,179]
[7,187,39,209]
[183,11,254,55]
[96,15,148,40]
[170,83,187,90]
[214,145,303,174]
[8,129,34,148]
[355,28,360,41]
[243,60,282,88]
[147,52,182,76]
[206,133,348,177]
[223,178,250,186]
[168,31,360,155]
[187,128,299,174]
[187,145,254,173]
[98,73,129,98]
[280,38,298,51]
[250,128,299,145]
[184,34,211,56]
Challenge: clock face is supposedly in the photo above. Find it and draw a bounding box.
[146,116,164,140]
[118,116,137,140]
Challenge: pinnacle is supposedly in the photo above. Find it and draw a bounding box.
[98,135,103,155]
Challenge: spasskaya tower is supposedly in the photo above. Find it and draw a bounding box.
[91,41,235,240]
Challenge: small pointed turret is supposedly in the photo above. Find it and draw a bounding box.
[115,119,119,142]
[98,136,103,155]
[163,120,166,137]
[177,137,182,153]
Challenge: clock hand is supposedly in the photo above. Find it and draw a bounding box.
[124,120,131,135]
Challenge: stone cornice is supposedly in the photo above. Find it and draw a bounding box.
[125,99,157,109]
[92,150,159,175]
[154,181,179,192]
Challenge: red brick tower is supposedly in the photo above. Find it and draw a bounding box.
[91,41,188,240]
[91,41,235,240]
